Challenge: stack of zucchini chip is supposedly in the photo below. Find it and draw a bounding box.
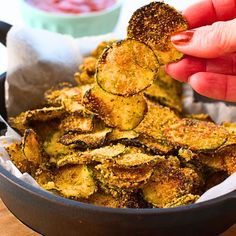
[6,2,235,208]
[127,1,188,65]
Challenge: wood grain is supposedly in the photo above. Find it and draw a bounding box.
[0,199,39,236]
[0,199,235,236]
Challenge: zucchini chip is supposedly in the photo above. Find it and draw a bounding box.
[85,191,146,208]
[59,127,112,149]
[144,67,182,112]
[43,132,87,166]
[222,145,236,174]
[5,142,32,174]
[97,39,159,96]
[79,57,97,75]
[27,119,61,143]
[115,153,162,168]
[6,130,44,175]
[88,143,126,162]
[108,129,139,142]
[157,66,182,95]
[44,132,72,157]
[164,194,200,208]
[127,2,188,64]
[95,164,153,189]
[222,122,236,146]
[60,114,94,134]
[142,164,201,208]
[144,82,183,113]
[164,119,228,151]
[198,153,225,172]
[85,192,121,208]
[144,83,183,112]
[8,115,28,134]
[45,85,92,114]
[74,72,95,86]
[74,57,97,85]
[24,106,65,122]
[50,152,87,167]
[83,85,147,130]
[35,169,55,190]
[54,144,127,167]
[135,101,179,141]
[9,106,65,133]
[53,165,97,199]
[45,86,84,105]
[22,129,43,166]
[136,135,174,154]
[199,145,236,175]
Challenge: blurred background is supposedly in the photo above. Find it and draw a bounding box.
[0,0,199,74]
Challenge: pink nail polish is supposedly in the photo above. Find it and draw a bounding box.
[171,30,195,45]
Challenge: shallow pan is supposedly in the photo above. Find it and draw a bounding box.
[0,21,236,236]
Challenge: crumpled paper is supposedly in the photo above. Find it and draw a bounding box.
[5,26,115,117]
[1,26,236,204]
[0,116,39,187]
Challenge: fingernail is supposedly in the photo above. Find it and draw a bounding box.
[171,30,195,45]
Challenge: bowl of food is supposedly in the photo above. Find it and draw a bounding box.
[1,2,236,235]
[20,0,123,37]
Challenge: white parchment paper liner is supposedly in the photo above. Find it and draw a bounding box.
[0,116,40,188]
[1,26,236,204]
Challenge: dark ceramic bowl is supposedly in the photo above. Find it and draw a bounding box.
[0,21,236,236]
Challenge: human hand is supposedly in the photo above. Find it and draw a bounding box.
[165,0,236,101]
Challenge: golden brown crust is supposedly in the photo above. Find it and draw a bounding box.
[136,135,174,154]
[127,2,188,64]
[164,119,229,151]
[142,157,202,208]
[114,152,162,168]
[135,100,179,141]
[50,144,127,168]
[59,127,112,149]
[52,165,97,199]
[198,144,236,175]
[59,114,94,134]
[45,85,92,114]
[108,129,139,142]
[144,67,183,113]
[6,142,31,173]
[164,194,200,208]
[97,39,159,96]
[9,107,65,134]
[83,85,148,130]
[22,129,44,166]
[95,164,153,189]
[222,122,236,146]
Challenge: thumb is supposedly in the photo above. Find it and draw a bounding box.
[171,19,236,58]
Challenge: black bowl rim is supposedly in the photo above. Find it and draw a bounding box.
[1,164,236,215]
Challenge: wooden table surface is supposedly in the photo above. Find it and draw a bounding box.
[0,199,236,236]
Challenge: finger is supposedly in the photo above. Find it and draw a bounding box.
[183,0,236,28]
[165,54,236,82]
[189,72,236,102]
[165,57,206,82]
[171,19,236,58]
